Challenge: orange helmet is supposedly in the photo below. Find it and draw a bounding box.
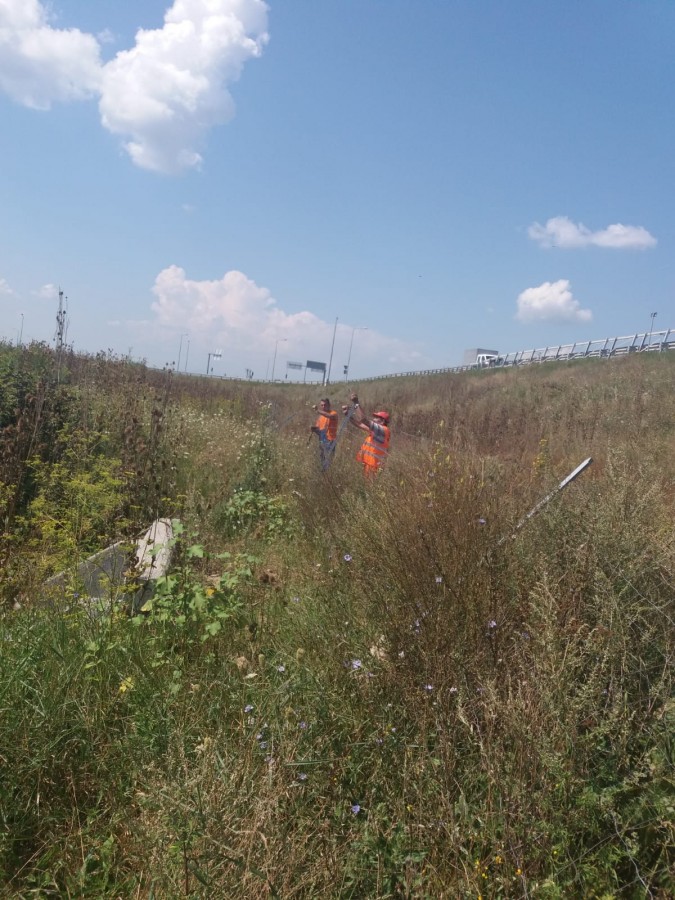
[373,410,390,423]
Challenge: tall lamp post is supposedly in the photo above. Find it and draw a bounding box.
[649,311,657,346]
[271,338,287,381]
[345,326,367,380]
[177,333,188,371]
[184,339,190,372]
[206,349,222,375]
[18,313,24,346]
[326,317,338,385]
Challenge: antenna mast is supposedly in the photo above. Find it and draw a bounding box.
[55,288,67,353]
[55,288,68,382]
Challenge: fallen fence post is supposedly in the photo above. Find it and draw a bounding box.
[498,457,593,546]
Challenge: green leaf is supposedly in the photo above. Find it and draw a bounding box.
[187,544,205,558]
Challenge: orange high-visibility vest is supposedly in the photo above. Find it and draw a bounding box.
[315,410,338,442]
[356,424,390,471]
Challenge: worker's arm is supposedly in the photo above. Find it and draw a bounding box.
[342,396,370,432]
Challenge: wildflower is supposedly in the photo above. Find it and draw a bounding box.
[516,868,522,876]
[424,684,434,692]
[244,704,254,713]
[343,553,352,562]
[478,517,487,525]
[256,732,265,741]
[351,659,363,670]
[494,855,502,864]
[488,619,497,629]
[118,676,134,694]
[276,664,286,673]
[435,575,443,584]
[299,721,308,730]
[259,741,268,750]
[298,772,308,781]
[291,596,301,603]
[449,686,458,693]
[350,803,361,815]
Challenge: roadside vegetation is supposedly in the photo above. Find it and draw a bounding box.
[0,340,673,897]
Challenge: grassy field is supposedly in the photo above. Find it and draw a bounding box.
[0,342,673,897]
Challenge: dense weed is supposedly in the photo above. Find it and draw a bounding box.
[0,344,673,896]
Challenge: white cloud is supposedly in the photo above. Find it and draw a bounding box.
[516,279,592,324]
[98,0,269,173]
[0,0,269,173]
[0,277,15,296]
[150,265,422,370]
[528,216,656,250]
[33,283,59,300]
[0,0,101,108]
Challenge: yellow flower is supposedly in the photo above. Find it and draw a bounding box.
[516,868,522,876]
[494,855,502,864]
[118,676,134,694]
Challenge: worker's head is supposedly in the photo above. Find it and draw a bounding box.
[320,398,331,409]
[372,410,390,424]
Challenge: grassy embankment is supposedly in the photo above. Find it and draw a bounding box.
[0,342,673,897]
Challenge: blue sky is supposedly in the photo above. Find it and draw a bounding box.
[1,0,673,380]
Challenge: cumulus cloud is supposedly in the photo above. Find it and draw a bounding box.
[0,278,16,296]
[516,279,592,324]
[0,0,269,173]
[528,216,656,250]
[150,265,423,370]
[33,283,59,300]
[0,0,101,108]
[99,0,269,173]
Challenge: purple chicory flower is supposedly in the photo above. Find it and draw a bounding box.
[488,619,497,629]
[276,664,286,673]
[424,684,434,692]
[351,659,362,670]
[343,553,352,562]
[351,803,361,815]
[244,704,254,713]
[299,721,308,729]
[435,576,443,584]
[449,686,458,694]
[298,772,308,781]
[478,517,487,525]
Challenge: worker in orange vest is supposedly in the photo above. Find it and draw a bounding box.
[341,392,390,476]
[310,397,339,470]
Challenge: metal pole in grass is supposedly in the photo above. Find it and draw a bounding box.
[497,457,593,545]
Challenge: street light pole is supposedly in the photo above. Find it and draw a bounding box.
[185,339,190,372]
[649,311,657,345]
[177,333,188,371]
[326,317,338,385]
[18,313,24,346]
[345,326,367,380]
[271,338,287,382]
